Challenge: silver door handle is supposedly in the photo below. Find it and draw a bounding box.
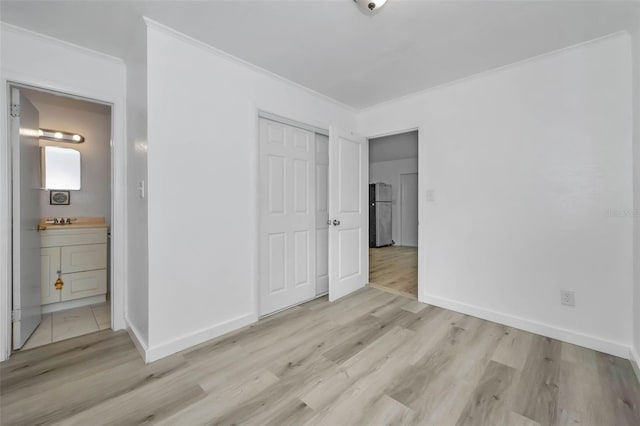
[333,220,341,226]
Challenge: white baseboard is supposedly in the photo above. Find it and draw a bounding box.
[421,293,630,358]
[145,312,257,363]
[125,318,149,363]
[630,347,640,384]
[41,295,106,314]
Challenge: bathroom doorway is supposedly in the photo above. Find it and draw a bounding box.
[368,130,419,299]
[9,85,114,351]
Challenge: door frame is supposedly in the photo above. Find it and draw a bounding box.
[366,126,423,301]
[0,77,127,361]
[252,109,330,318]
[399,172,419,247]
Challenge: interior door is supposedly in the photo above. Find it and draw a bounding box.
[328,127,368,301]
[315,134,329,295]
[259,118,316,316]
[400,173,419,247]
[11,87,42,349]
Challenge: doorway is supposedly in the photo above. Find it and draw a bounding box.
[368,130,419,299]
[9,85,113,351]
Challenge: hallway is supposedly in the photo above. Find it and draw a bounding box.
[369,246,418,299]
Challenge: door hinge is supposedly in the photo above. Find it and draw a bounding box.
[10,104,20,118]
[11,310,21,322]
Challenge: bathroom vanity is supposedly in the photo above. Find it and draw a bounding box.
[40,217,108,313]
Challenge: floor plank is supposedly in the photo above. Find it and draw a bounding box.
[2,287,639,425]
[455,360,517,426]
[369,246,417,298]
[511,335,562,426]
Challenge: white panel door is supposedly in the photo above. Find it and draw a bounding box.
[315,134,329,295]
[259,118,316,316]
[328,127,368,301]
[11,88,42,349]
[400,173,419,247]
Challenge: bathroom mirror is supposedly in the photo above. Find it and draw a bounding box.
[41,146,81,190]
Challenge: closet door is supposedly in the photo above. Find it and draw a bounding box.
[315,134,329,295]
[259,118,316,316]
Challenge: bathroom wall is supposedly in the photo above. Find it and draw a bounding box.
[23,89,112,224]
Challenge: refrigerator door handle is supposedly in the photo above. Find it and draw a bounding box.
[333,219,341,226]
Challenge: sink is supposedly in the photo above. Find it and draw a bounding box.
[40,216,108,229]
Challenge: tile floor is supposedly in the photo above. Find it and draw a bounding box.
[21,302,110,350]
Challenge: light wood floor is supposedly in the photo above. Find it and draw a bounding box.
[2,287,639,425]
[369,246,418,298]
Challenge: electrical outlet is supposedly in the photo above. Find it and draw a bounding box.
[561,290,575,307]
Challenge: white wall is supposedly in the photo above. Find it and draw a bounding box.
[0,23,127,360]
[144,21,357,360]
[369,131,418,163]
[369,158,418,246]
[358,33,633,357]
[124,20,150,349]
[632,28,640,368]
[23,92,112,223]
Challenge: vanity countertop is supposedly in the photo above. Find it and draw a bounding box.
[39,216,109,229]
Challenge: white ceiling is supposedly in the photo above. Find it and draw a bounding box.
[22,88,111,116]
[370,130,418,163]
[2,1,639,109]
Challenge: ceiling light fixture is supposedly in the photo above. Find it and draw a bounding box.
[354,0,387,13]
[39,128,85,144]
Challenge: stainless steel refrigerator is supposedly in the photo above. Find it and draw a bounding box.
[369,183,393,248]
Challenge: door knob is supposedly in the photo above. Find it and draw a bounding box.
[55,270,64,290]
[333,219,341,226]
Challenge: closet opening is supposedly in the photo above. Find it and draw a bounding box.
[257,114,329,317]
[257,112,370,316]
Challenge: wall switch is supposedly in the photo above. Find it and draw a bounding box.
[560,290,575,307]
[426,189,435,202]
[138,180,145,199]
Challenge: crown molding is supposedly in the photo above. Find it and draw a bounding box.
[142,17,358,114]
[0,21,125,65]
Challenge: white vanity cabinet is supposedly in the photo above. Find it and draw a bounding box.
[40,226,108,307]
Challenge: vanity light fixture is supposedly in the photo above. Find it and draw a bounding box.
[39,128,85,144]
[354,0,387,13]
